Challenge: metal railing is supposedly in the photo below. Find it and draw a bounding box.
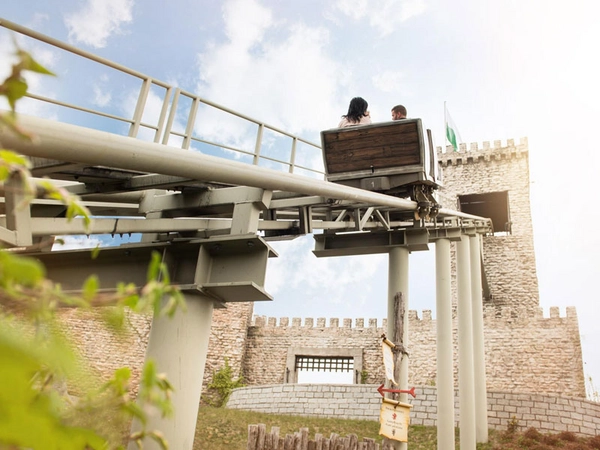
[0,18,324,178]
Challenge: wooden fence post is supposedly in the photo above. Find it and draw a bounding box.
[248,425,384,450]
[248,424,259,450]
[300,427,309,449]
[314,433,323,450]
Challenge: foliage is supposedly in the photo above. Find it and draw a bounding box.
[204,359,245,407]
[489,427,600,450]
[0,43,184,449]
[505,415,520,436]
[0,39,92,231]
[360,370,369,384]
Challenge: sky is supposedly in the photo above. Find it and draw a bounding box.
[1,0,599,397]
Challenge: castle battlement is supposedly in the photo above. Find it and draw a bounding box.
[250,316,387,329]
[250,306,577,330]
[436,137,528,167]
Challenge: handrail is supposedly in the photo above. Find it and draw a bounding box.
[0,18,324,177]
[0,18,170,86]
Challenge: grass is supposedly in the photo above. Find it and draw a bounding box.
[192,406,600,450]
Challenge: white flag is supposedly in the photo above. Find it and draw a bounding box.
[445,103,462,152]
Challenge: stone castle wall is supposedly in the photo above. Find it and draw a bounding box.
[55,299,585,402]
[57,309,151,390]
[202,302,254,392]
[437,138,539,309]
[243,306,585,398]
[57,301,253,400]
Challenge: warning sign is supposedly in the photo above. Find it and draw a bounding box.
[381,338,397,385]
[379,398,412,442]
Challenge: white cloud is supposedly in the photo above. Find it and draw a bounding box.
[64,0,134,48]
[266,235,385,306]
[372,70,405,93]
[222,0,273,50]
[52,234,141,251]
[53,235,103,251]
[331,0,426,36]
[28,13,51,31]
[92,74,112,107]
[196,0,348,143]
[331,0,369,20]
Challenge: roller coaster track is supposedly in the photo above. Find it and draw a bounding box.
[0,18,490,252]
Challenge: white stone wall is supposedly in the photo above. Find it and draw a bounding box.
[227,384,600,437]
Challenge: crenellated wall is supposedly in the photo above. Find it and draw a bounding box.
[242,305,585,398]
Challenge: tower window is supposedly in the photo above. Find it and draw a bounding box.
[458,191,511,235]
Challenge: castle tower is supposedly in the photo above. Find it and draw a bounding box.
[437,138,540,312]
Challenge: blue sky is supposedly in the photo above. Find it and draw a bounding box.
[1,0,599,397]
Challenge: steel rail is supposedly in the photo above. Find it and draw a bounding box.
[0,18,171,88]
[24,93,137,125]
[176,87,322,148]
[1,114,490,223]
[1,18,323,176]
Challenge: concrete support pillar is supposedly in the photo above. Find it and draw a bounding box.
[387,246,410,450]
[435,239,455,450]
[456,236,476,450]
[469,235,489,443]
[128,294,214,450]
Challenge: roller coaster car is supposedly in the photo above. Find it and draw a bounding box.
[321,118,442,220]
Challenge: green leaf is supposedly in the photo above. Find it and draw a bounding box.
[3,76,28,110]
[65,202,92,229]
[0,322,107,449]
[123,402,146,423]
[149,430,169,450]
[141,360,157,390]
[17,49,56,76]
[147,251,161,281]
[0,149,31,168]
[102,306,126,331]
[0,251,46,287]
[0,166,10,182]
[112,367,132,389]
[82,275,98,301]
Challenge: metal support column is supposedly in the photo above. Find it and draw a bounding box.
[387,246,409,450]
[128,293,214,450]
[469,235,488,443]
[456,236,476,450]
[435,238,455,450]
[139,189,168,243]
[4,172,33,246]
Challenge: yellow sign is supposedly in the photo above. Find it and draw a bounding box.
[381,338,397,385]
[379,398,412,442]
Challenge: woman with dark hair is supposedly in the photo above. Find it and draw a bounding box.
[338,97,372,128]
